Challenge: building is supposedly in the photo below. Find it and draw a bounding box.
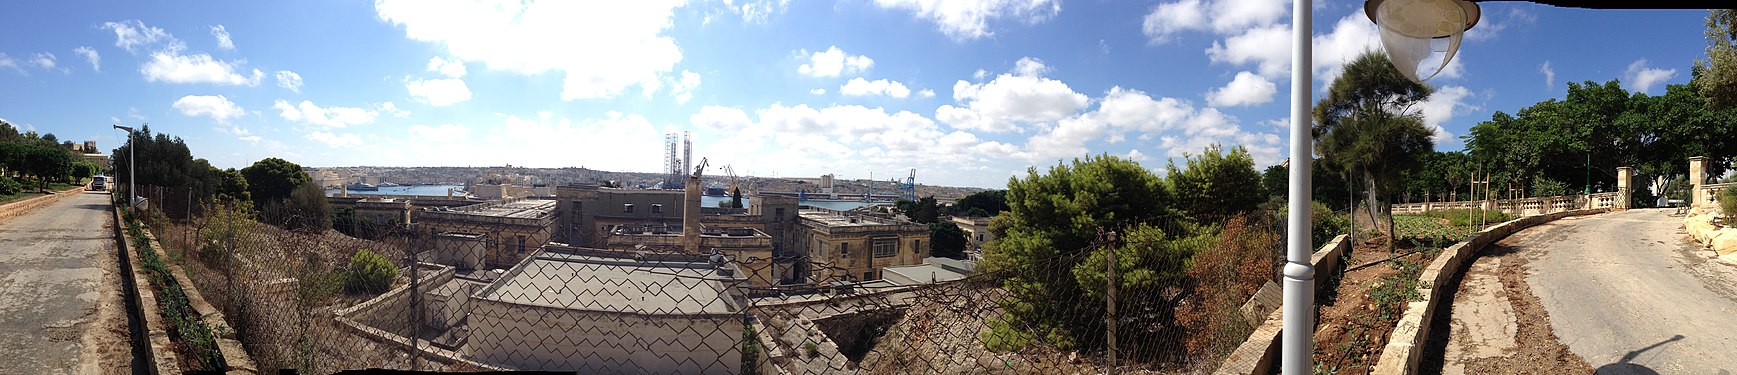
[796,208,929,282]
[416,198,557,268]
[949,215,995,253]
[460,246,746,373]
[883,257,976,285]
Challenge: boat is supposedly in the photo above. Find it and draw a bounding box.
[704,187,726,196]
[379,182,401,188]
[347,182,379,191]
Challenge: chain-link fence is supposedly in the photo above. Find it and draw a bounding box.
[126,185,1294,374]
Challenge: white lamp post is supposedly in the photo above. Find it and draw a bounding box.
[1281,1,1479,374]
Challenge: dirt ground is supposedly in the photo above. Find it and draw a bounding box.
[1310,236,1437,374]
[75,239,135,375]
[1453,244,1592,373]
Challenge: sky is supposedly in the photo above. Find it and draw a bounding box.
[0,0,1716,188]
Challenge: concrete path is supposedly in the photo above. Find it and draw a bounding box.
[1443,209,1737,374]
[0,191,130,374]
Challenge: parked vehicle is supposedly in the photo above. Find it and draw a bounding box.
[92,175,107,191]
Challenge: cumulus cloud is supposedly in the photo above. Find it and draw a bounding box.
[797,46,874,78]
[104,19,264,86]
[427,56,466,78]
[172,95,245,123]
[1205,24,1290,77]
[73,47,100,72]
[919,89,936,98]
[936,58,1088,133]
[275,70,303,92]
[211,25,234,50]
[375,0,689,101]
[1417,85,1478,146]
[667,70,701,104]
[840,77,912,98]
[308,131,364,148]
[405,56,473,106]
[871,0,1061,41]
[1206,71,1276,107]
[273,99,380,128]
[810,88,827,95]
[1143,0,1286,43]
[705,0,792,24]
[29,53,56,70]
[1623,58,1677,94]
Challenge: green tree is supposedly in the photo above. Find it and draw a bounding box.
[951,190,1009,217]
[927,221,968,259]
[1313,51,1435,253]
[1697,9,1737,109]
[1167,144,1265,221]
[981,155,1196,354]
[24,144,73,190]
[277,182,332,232]
[345,248,397,294]
[241,157,312,208]
[912,196,941,224]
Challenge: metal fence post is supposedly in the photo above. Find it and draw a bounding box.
[409,247,421,371]
[1103,230,1118,375]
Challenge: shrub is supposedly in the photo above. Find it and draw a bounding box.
[1722,186,1737,226]
[0,175,23,195]
[345,248,398,294]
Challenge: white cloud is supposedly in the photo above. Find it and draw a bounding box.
[1623,58,1677,94]
[1539,60,1554,89]
[668,69,701,104]
[141,52,264,86]
[840,77,912,98]
[275,70,303,92]
[1142,0,1286,43]
[0,53,18,73]
[972,69,987,80]
[1310,13,1383,87]
[375,0,688,101]
[101,20,178,53]
[810,88,827,95]
[871,0,1061,41]
[707,0,791,24]
[919,89,936,98]
[273,99,380,128]
[689,106,754,131]
[1206,71,1277,107]
[797,46,874,78]
[406,78,473,106]
[936,65,1088,133]
[172,95,245,123]
[1417,85,1477,146]
[377,102,411,118]
[1206,24,1291,77]
[427,56,466,78]
[1013,57,1050,77]
[73,47,100,72]
[308,131,364,148]
[210,25,234,50]
[29,53,56,70]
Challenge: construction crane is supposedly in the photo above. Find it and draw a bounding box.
[899,168,917,201]
[692,157,708,177]
[723,165,740,195]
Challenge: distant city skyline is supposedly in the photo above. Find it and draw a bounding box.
[0,0,1714,188]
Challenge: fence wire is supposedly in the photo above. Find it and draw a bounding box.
[126,185,1290,374]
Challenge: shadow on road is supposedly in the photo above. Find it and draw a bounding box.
[75,203,111,212]
[1594,335,1683,375]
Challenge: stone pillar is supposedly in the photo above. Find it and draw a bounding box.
[1616,167,1632,210]
[1691,156,1709,207]
[683,174,703,254]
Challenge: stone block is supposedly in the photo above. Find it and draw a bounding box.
[1721,252,1737,266]
[1712,230,1737,256]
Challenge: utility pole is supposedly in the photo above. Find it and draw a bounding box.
[112,124,136,212]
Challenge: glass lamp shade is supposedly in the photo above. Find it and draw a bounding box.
[1367,0,1479,82]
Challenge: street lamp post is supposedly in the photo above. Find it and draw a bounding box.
[113,125,135,212]
[1281,1,1315,374]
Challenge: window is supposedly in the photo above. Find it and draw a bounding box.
[863,272,874,280]
[624,204,634,213]
[873,238,897,258]
[775,208,785,222]
[652,204,663,214]
[913,239,922,254]
[840,242,849,258]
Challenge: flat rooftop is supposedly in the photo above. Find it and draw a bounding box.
[478,250,740,315]
[798,210,910,227]
[454,199,556,218]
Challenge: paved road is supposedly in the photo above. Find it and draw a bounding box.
[0,191,129,374]
[1444,209,1737,374]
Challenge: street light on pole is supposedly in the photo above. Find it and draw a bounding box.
[112,124,135,212]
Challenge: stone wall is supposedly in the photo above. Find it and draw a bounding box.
[1213,234,1351,375]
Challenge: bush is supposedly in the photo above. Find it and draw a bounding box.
[0,175,22,195]
[345,248,398,294]
[1722,186,1737,225]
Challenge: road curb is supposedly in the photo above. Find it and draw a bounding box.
[114,204,259,374]
[0,186,88,223]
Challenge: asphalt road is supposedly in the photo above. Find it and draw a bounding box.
[0,191,127,374]
[1465,209,1737,374]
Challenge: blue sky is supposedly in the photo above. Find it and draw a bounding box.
[0,0,1714,188]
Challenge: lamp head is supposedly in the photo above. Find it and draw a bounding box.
[1364,0,1480,82]
[112,124,134,132]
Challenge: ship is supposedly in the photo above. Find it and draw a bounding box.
[379,182,401,188]
[704,187,726,196]
[346,182,379,191]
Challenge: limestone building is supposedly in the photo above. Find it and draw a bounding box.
[416,199,556,268]
[796,209,930,282]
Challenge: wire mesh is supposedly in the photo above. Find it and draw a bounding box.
[125,184,1291,374]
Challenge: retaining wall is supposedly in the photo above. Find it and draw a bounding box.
[0,186,87,222]
[114,205,258,374]
[1213,234,1351,375]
